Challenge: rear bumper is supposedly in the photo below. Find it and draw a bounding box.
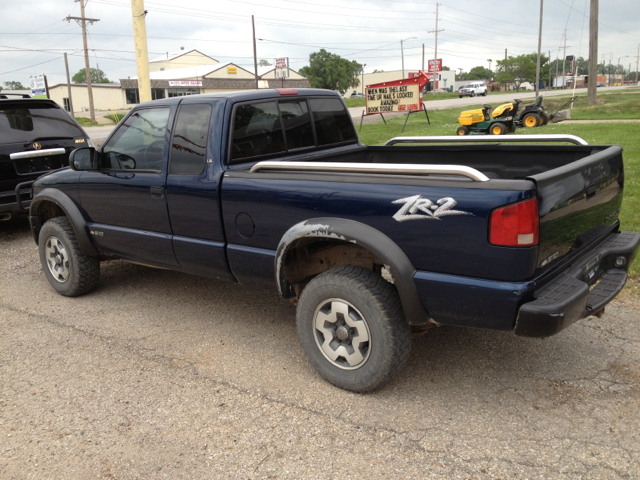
[515,230,640,337]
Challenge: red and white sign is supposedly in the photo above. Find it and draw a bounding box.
[275,58,288,69]
[364,70,429,115]
[428,59,442,73]
[168,81,202,87]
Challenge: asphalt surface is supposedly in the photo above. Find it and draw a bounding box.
[1,216,639,479]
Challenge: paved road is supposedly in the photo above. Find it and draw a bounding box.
[348,85,637,118]
[1,216,639,478]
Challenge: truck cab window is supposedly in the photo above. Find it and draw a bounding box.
[309,98,357,146]
[231,101,285,162]
[279,100,314,150]
[169,104,212,175]
[101,107,170,171]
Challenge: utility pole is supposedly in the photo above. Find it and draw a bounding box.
[548,50,552,87]
[587,0,598,105]
[401,39,405,78]
[505,48,507,60]
[64,53,74,115]
[609,53,612,86]
[66,2,99,123]
[428,3,444,91]
[422,44,425,72]
[535,0,543,96]
[131,0,151,103]
[636,44,639,83]
[252,16,259,89]
[562,30,568,88]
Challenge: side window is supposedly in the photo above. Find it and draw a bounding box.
[101,108,170,171]
[230,101,285,162]
[169,104,212,175]
[308,98,357,146]
[279,100,314,150]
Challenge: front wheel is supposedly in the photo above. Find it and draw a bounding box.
[490,122,507,135]
[296,266,411,392]
[471,92,476,97]
[456,126,469,135]
[39,217,100,297]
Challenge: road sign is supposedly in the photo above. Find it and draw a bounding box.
[427,59,442,73]
[30,75,47,98]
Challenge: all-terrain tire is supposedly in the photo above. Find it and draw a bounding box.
[38,216,100,297]
[296,266,412,392]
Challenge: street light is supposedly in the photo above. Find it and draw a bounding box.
[487,59,492,71]
[401,36,417,78]
[362,63,366,95]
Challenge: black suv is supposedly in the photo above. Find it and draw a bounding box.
[0,94,92,220]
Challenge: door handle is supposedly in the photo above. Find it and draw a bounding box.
[150,186,164,198]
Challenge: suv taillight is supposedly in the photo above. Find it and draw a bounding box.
[489,198,539,247]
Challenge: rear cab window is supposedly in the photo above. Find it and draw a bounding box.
[229,95,357,165]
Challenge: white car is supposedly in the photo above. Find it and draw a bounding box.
[458,82,488,98]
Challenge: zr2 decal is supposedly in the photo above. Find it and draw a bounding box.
[392,195,474,222]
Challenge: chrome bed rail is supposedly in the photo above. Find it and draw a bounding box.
[249,161,490,182]
[384,134,589,146]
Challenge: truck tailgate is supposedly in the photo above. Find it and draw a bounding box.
[529,145,624,272]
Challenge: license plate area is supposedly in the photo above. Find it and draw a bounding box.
[582,253,603,286]
[14,155,64,175]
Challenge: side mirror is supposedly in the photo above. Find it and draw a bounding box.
[69,147,97,171]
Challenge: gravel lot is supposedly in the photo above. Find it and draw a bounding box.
[1,216,639,479]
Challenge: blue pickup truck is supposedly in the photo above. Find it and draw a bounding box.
[26,88,639,392]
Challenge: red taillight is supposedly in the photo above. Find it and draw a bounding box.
[489,198,539,247]
[275,88,298,95]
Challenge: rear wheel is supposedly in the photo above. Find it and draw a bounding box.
[456,126,469,136]
[540,111,550,126]
[296,266,411,392]
[522,112,540,128]
[490,123,507,135]
[39,217,100,297]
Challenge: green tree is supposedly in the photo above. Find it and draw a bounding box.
[72,67,111,84]
[496,55,536,90]
[4,80,26,90]
[258,59,272,67]
[466,66,493,80]
[372,69,385,73]
[441,66,451,71]
[299,49,362,94]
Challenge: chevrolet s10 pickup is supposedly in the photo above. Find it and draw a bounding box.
[25,88,639,391]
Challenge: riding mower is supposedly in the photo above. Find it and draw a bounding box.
[455,96,549,136]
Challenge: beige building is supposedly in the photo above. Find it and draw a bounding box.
[47,83,124,115]
[148,49,219,72]
[44,52,310,113]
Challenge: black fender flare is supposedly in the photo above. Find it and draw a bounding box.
[275,218,430,325]
[29,188,99,257]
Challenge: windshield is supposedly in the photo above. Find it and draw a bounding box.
[0,102,84,143]
[463,85,473,89]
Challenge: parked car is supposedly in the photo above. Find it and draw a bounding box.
[350,91,364,98]
[458,82,488,98]
[0,94,92,221]
[26,88,640,392]
[597,81,606,87]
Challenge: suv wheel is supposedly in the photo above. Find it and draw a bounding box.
[471,92,476,97]
[39,217,100,297]
[296,266,411,392]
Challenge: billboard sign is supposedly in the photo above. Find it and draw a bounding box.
[30,75,47,98]
[427,59,442,73]
[365,70,429,115]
